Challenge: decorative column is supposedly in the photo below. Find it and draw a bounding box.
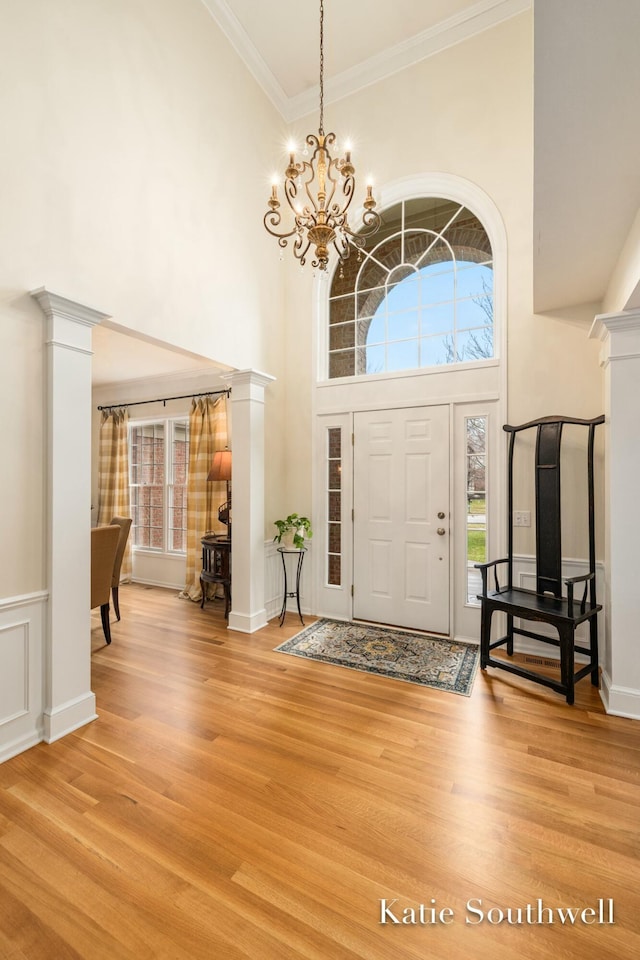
[223,369,275,633]
[31,288,109,742]
[590,309,640,720]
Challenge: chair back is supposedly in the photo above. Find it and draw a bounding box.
[91,526,120,609]
[504,414,603,598]
[109,516,132,587]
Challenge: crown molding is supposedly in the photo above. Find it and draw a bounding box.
[590,308,640,341]
[199,0,289,117]
[201,0,531,123]
[30,287,110,327]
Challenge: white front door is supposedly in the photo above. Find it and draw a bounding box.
[353,405,450,633]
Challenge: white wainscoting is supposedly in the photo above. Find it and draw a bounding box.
[264,540,313,624]
[0,591,47,764]
[131,550,187,590]
[508,554,605,663]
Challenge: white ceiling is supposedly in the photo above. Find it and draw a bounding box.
[91,323,224,388]
[533,0,640,312]
[224,0,474,98]
[202,0,530,120]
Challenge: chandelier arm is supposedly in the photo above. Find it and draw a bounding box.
[294,233,311,265]
[283,176,314,230]
[263,209,298,241]
[283,174,302,207]
[331,161,356,200]
[343,208,382,240]
[332,235,348,260]
[298,157,322,215]
[323,155,346,217]
[326,179,355,221]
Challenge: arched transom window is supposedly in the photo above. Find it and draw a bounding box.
[328,197,494,378]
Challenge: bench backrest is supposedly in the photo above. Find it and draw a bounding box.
[504,415,604,598]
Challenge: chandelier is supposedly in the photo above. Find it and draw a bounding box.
[263,0,381,272]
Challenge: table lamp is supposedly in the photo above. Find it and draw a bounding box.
[207,449,232,539]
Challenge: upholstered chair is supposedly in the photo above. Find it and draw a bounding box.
[91,526,120,644]
[109,516,132,621]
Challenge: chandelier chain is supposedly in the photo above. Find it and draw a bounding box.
[319,0,324,135]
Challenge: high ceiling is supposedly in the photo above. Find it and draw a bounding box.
[94,0,640,383]
[91,324,226,389]
[202,0,640,315]
[533,0,640,313]
[201,0,529,119]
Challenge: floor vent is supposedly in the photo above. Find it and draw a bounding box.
[523,655,559,667]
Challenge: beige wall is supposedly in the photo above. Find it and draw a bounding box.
[0,0,288,597]
[602,205,640,313]
[0,4,608,600]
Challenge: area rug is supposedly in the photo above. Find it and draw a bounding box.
[274,619,479,696]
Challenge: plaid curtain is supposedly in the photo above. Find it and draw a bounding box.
[97,408,132,580]
[180,395,228,601]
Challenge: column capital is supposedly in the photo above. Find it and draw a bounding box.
[590,309,640,365]
[222,368,276,390]
[590,308,640,340]
[30,287,110,327]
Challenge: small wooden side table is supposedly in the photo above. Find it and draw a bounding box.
[277,547,306,627]
[200,535,231,619]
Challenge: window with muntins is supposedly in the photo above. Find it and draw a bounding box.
[129,419,189,553]
[326,427,342,585]
[328,197,494,378]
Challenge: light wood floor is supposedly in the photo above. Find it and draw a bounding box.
[1,584,639,960]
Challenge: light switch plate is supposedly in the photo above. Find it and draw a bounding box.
[514,510,531,527]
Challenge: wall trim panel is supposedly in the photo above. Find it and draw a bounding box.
[0,592,47,764]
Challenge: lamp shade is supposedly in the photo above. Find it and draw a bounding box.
[207,449,232,482]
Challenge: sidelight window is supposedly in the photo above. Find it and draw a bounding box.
[465,416,487,604]
[327,427,342,585]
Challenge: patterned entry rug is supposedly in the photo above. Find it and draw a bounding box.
[274,619,479,696]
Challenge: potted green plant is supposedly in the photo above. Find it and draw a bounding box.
[273,513,313,550]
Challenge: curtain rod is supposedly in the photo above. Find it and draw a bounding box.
[97,388,230,411]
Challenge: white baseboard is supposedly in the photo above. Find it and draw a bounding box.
[228,608,269,634]
[599,669,640,721]
[453,634,479,645]
[130,577,184,591]
[43,692,98,743]
[0,730,43,765]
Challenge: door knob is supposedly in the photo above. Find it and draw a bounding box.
[437,511,445,519]
[437,527,446,536]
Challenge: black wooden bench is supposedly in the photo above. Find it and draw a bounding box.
[475,414,604,704]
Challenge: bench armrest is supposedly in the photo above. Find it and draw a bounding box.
[474,558,509,596]
[563,572,594,586]
[564,572,595,613]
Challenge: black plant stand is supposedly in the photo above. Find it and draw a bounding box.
[278,547,306,627]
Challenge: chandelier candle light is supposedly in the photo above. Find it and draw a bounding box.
[264,0,381,271]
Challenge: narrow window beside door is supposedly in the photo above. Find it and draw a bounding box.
[466,416,487,603]
[327,427,342,585]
